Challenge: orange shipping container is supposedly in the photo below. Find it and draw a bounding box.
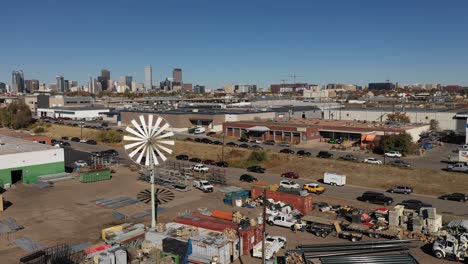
[211,210,233,221]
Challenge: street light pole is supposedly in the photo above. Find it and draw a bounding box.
[80,122,84,139]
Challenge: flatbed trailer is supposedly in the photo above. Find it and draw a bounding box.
[345,223,402,239]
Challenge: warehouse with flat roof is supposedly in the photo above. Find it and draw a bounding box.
[0,135,65,185]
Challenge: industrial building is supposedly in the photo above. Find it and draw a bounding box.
[37,106,110,120]
[223,118,429,144]
[0,135,65,185]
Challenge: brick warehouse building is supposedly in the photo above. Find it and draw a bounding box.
[222,118,429,145]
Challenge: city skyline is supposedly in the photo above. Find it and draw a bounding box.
[1,0,468,88]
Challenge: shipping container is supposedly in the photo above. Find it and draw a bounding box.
[79,169,112,183]
[251,187,313,214]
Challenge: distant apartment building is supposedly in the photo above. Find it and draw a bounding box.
[172,68,182,83]
[25,79,40,92]
[11,70,25,94]
[270,83,308,93]
[23,94,95,115]
[194,85,205,94]
[424,83,440,90]
[303,89,336,100]
[183,83,193,92]
[234,84,257,93]
[145,65,152,90]
[368,82,395,91]
[325,83,357,91]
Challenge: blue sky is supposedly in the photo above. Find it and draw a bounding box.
[1,0,468,89]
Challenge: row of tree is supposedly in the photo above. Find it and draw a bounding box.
[0,101,33,129]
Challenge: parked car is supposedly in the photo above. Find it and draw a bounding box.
[79,139,87,143]
[277,141,290,147]
[213,141,223,145]
[364,157,383,164]
[296,150,311,156]
[250,139,262,144]
[176,154,189,160]
[303,183,325,194]
[281,171,299,179]
[338,154,359,162]
[389,160,411,168]
[438,193,468,202]
[192,164,210,172]
[213,161,227,167]
[280,148,295,154]
[189,157,202,163]
[71,137,80,142]
[193,180,213,192]
[186,137,194,142]
[263,140,275,145]
[446,163,468,173]
[279,180,300,189]
[336,138,344,144]
[194,138,202,143]
[239,144,250,149]
[358,191,394,205]
[385,151,402,158]
[328,138,336,144]
[398,199,432,210]
[103,149,119,157]
[74,160,88,167]
[317,151,333,158]
[86,139,97,145]
[61,142,71,147]
[239,174,257,183]
[202,159,216,165]
[239,138,249,142]
[226,142,238,147]
[206,132,216,136]
[61,136,69,140]
[201,138,213,144]
[194,127,206,134]
[388,186,413,194]
[247,166,265,173]
[251,145,264,150]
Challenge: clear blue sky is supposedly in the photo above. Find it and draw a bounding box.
[1,0,468,89]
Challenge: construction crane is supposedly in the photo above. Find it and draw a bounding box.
[290,74,303,88]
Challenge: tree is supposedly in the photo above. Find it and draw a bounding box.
[247,151,267,163]
[0,101,32,129]
[374,132,415,155]
[429,119,440,131]
[386,112,410,124]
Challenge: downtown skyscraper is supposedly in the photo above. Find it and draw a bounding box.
[11,70,25,93]
[145,65,152,90]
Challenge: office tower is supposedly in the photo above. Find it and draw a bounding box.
[100,69,110,90]
[25,80,40,92]
[194,85,205,94]
[131,80,138,92]
[119,76,132,88]
[64,80,70,92]
[56,76,65,93]
[172,68,182,83]
[11,70,25,93]
[145,65,152,90]
[183,83,193,92]
[0,82,6,93]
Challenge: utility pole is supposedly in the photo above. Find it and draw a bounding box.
[262,188,267,264]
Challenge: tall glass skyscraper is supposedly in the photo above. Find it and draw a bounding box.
[11,70,25,93]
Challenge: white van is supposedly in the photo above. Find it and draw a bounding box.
[194,127,206,134]
[323,172,346,186]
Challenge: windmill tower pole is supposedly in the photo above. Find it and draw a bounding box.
[150,153,156,229]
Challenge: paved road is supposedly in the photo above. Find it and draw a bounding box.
[62,140,468,218]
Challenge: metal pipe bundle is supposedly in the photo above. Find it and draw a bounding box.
[297,239,413,249]
[320,253,418,264]
[303,246,409,259]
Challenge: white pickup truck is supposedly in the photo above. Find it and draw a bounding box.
[252,235,287,260]
[267,215,304,230]
[447,163,468,173]
[193,180,214,193]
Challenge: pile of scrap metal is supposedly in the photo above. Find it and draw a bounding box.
[389,205,443,241]
[292,240,416,261]
[286,252,304,264]
[266,198,303,218]
[315,202,371,222]
[102,223,146,247]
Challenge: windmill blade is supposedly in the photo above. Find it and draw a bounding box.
[151,117,163,137]
[145,145,150,166]
[154,147,167,162]
[136,144,147,164]
[157,140,175,146]
[139,115,149,139]
[155,131,174,140]
[126,126,145,139]
[153,123,170,137]
[124,140,145,150]
[129,142,146,159]
[147,115,154,138]
[150,146,159,166]
[123,135,146,141]
[131,119,146,138]
[156,144,173,154]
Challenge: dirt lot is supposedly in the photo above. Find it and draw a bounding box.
[173,141,468,196]
[0,164,450,263]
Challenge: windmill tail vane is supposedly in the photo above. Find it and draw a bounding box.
[123,115,175,167]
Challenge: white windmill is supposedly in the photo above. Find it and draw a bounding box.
[123,115,175,229]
